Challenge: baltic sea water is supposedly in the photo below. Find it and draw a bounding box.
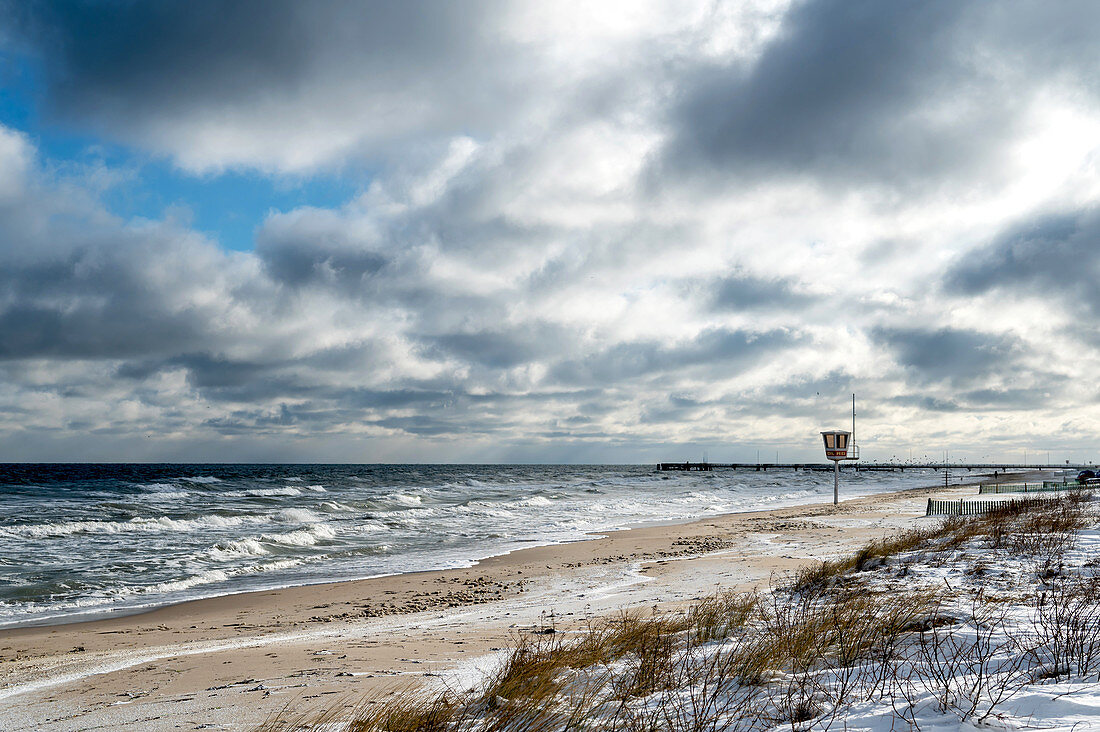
[0,463,944,627]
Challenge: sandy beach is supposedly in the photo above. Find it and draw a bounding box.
[0,475,1006,731]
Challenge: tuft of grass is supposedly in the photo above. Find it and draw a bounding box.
[688,589,760,641]
[253,698,351,732]
[345,690,459,732]
[482,609,690,703]
[792,526,943,594]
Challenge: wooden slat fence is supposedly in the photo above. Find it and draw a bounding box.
[925,496,1058,516]
[977,481,1069,494]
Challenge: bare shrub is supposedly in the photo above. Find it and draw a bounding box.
[658,641,772,732]
[1026,574,1100,680]
[904,595,1030,723]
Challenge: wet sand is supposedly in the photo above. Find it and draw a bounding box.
[0,475,1010,730]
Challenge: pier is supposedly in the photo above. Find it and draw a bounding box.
[656,462,1094,472]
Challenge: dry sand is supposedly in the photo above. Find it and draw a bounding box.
[0,474,1017,730]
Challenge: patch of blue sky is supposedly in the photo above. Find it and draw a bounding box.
[0,50,361,252]
[0,50,37,132]
[106,162,361,252]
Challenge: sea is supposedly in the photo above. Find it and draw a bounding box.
[0,463,947,629]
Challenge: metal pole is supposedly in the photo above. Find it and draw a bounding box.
[833,459,839,505]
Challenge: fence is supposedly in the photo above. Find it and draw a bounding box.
[925,496,1058,517]
[977,481,1069,494]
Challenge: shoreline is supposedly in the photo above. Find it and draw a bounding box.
[0,471,1050,730]
[0,468,987,634]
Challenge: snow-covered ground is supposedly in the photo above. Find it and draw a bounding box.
[435,496,1100,731]
[808,522,1100,730]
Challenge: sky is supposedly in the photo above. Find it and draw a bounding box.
[0,0,1098,464]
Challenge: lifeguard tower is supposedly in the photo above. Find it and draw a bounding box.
[821,395,860,505]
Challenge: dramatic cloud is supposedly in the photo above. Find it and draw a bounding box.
[947,209,1100,316]
[870,327,1023,385]
[2,0,1100,462]
[708,272,816,312]
[8,0,522,172]
[658,0,1100,191]
[6,0,690,175]
[550,328,801,385]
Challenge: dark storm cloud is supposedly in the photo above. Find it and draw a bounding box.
[168,353,268,389]
[418,323,569,370]
[708,272,816,311]
[118,342,383,386]
[961,387,1059,409]
[15,0,494,111]
[889,395,964,412]
[871,326,1023,383]
[253,191,562,319]
[204,399,463,436]
[0,246,218,360]
[371,415,467,437]
[658,0,1100,189]
[766,371,855,400]
[5,0,517,170]
[195,384,617,438]
[638,395,715,425]
[661,0,979,185]
[118,358,316,404]
[258,237,388,291]
[946,209,1100,314]
[890,384,1061,412]
[117,351,459,408]
[550,328,800,385]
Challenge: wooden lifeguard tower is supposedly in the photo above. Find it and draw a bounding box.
[821,395,860,505]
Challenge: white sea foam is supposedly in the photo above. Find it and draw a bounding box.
[139,483,182,492]
[0,514,254,539]
[224,487,302,497]
[514,496,553,507]
[146,569,231,594]
[305,485,326,492]
[134,483,191,499]
[320,501,356,512]
[380,508,434,526]
[456,503,513,519]
[208,538,269,561]
[262,524,336,547]
[276,508,322,523]
[0,556,312,627]
[385,492,422,506]
[181,476,222,484]
[136,557,308,595]
[138,515,249,530]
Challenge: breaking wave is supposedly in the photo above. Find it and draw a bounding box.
[0,514,254,539]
